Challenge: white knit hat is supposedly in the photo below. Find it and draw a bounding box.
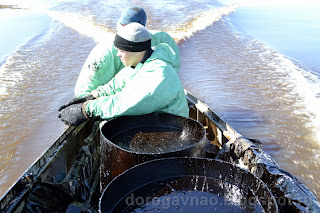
[114,22,151,52]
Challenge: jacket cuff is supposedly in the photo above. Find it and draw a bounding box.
[82,101,90,119]
[90,90,100,98]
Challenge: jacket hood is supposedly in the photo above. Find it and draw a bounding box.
[146,43,177,68]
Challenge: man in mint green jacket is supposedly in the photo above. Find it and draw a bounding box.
[58,23,188,126]
[74,5,180,98]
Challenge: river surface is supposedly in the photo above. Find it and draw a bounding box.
[0,0,320,200]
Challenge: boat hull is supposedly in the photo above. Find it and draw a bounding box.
[1,90,319,212]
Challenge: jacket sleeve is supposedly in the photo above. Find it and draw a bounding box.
[92,66,132,97]
[74,43,124,97]
[85,61,181,119]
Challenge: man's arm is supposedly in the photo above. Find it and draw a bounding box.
[85,62,181,119]
[74,43,124,97]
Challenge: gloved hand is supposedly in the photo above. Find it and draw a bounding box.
[58,94,95,112]
[58,103,88,126]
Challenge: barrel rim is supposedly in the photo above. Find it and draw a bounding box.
[100,113,207,155]
[99,156,278,212]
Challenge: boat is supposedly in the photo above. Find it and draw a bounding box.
[1,90,320,212]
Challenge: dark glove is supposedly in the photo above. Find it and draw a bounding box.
[58,94,95,111]
[58,103,88,126]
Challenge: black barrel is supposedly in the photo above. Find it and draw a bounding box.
[100,113,206,190]
[99,157,278,213]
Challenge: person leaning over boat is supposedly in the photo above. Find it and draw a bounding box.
[72,5,180,100]
[58,23,188,126]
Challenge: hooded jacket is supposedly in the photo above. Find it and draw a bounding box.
[74,30,180,98]
[84,43,188,119]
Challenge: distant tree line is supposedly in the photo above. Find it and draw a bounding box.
[0,5,20,9]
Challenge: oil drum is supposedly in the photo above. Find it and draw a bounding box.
[99,157,278,213]
[100,113,207,191]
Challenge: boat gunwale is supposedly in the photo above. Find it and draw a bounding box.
[0,125,80,211]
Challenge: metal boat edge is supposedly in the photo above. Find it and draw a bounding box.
[0,89,319,212]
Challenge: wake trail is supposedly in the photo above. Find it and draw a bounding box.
[48,3,238,45]
[168,3,238,44]
[48,11,115,44]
